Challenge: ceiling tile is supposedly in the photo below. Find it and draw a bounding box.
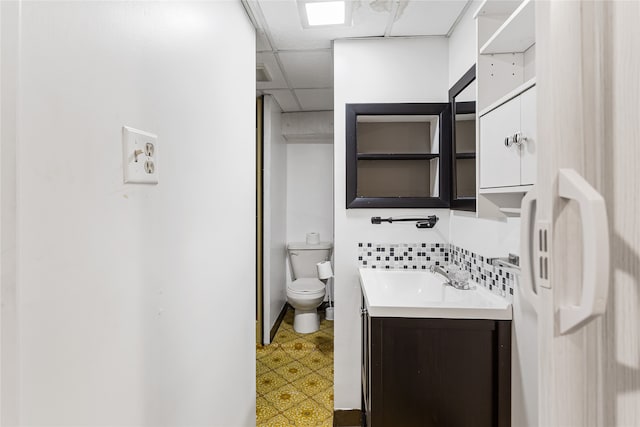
[263,89,301,112]
[257,0,390,50]
[256,30,272,52]
[278,50,333,88]
[390,1,468,36]
[256,52,288,90]
[295,88,333,111]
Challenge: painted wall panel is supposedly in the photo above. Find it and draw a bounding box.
[9,2,256,425]
[334,37,450,410]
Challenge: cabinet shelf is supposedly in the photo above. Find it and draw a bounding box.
[455,152,476,159]
[479,0,535,55]
[357,153,439,161]
[479,77,536,117]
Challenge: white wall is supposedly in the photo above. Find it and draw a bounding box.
[448,0,481,88]
[263,95,288,342]
[3,2,256,425]
[285,140,334,300]
[447,5,537,427]
[333,37,450,410]
[286,142,334,245]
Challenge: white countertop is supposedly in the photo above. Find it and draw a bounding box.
[359,268,513,320]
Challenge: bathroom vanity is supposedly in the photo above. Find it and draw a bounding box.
[359,269,512,427]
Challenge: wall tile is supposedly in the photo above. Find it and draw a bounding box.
[357,243,448,271]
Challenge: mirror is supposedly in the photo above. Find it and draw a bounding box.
[449,65,476,211]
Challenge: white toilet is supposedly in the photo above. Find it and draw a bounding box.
[287,241,332,334]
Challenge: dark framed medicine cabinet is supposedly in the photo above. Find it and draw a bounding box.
[346,103,452,208]
[449,64,477,212]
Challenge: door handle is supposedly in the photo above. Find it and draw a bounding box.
[520,186,540,311]
[557,169,610,335]
[505,132,526,148]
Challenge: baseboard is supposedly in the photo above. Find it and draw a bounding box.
[270,303,289,342]
[333,409,362,427]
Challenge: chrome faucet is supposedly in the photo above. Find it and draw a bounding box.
[429,264,472,290]
[429,264,449,278]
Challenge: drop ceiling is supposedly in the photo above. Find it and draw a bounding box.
[245,0,472,112]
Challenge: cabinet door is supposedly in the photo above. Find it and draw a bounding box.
[520,86,537,185]
[480,98,521,188]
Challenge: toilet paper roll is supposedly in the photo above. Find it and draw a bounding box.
[306,232,320,245]
[317,261,333,280]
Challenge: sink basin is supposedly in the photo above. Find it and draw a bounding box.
[359,268,512,319]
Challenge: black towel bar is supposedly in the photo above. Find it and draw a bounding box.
[370,215,439,229]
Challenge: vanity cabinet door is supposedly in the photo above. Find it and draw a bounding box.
[480,98,521,188]
[520,86,537,185]
[364,317,511,427]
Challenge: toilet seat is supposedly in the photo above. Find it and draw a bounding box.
[287,278,325,295]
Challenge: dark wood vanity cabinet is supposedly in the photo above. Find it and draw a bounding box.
[361,307,511,427]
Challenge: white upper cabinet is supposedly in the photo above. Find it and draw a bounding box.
[480,94,521,188]
[480,85,536,189]
[475,0,537,217]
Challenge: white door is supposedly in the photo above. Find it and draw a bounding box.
[527,1,640,425]
[479,97,521,188]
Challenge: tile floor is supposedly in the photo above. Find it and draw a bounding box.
[256,308,334,427]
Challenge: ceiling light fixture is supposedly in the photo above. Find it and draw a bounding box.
[298,0,351,28]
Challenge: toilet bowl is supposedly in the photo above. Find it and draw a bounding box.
[286,278,326,333]
[287,241,332,334]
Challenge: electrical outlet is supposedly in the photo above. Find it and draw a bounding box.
[535,221,551,288]
[122,126,158,184]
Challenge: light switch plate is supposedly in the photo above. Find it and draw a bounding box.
[122,126,158,184]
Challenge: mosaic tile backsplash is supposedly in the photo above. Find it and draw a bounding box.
[357,243,449,270]
[358,243,517,301]
[449,244,516,300]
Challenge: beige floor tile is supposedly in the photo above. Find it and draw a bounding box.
[283,398,332,426]
[298,350,333,372]
[264,383,308,413]
[256,360,272,376]
[257,413,295,427]
[257,308,335,426]
[292,373,332,398]
[273,328,299,344]
[260,348,295,371]
[311,387,334,412]
[282,339,316,359]
[257,370,289,396]
[274,360,313,383]
[257,395,280,423]
[315,364,334,382]
[256,343,277,360]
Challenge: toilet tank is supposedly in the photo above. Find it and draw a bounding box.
[287,242,333,280]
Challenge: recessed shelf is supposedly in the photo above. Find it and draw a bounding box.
[357,153,439,161]
[480,0,535,55]
[479,77,536,117]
